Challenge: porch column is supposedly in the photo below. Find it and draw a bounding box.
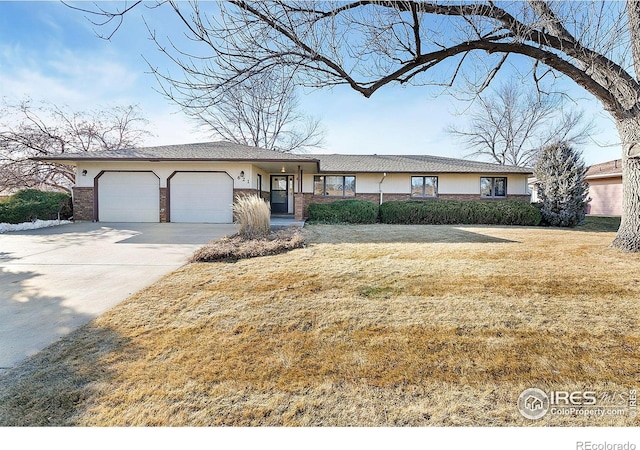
[294,165,305,220]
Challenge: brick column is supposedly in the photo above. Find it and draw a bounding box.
[159,187,168,222]
[294,193,305,220]
[72,187,94,221]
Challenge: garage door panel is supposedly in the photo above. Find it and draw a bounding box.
[170,172,233,223]
[588,182,622,216]
[98,172,159,222]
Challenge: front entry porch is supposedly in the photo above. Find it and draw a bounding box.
[270,214,306,229]
[261,166,308,222]
[270,175,293,214]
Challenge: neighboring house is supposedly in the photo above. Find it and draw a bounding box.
[528,158,623,216]
[584,159,623,216]
[35,141,532,223]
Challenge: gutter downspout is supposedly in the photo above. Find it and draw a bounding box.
[379,172,387,205]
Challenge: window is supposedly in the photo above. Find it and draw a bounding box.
[481,177,507,197]
[314,175,356,196]
[411,176,438,198]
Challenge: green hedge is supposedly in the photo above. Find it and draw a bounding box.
[0,189,73,224]
[379,200,541,226]
[308,199,379,224]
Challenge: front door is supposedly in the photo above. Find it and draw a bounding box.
[271,175,288,214]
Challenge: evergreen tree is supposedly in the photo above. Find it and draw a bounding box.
[534,144,589,227]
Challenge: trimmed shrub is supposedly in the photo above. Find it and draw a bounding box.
[0,189,72,224]
[233,194,271,238]
[307,203,339,223]
[308,199,379,224]
[379,200,541,226]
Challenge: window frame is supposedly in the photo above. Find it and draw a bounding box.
[313,175,356,197]
[410,175,439,198]
[480,176,508,198]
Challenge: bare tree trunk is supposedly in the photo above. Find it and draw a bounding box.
[612,116,640,251]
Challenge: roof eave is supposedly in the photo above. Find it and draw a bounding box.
[32,156,319,164]
[317,169,533,174]
[585,172,623,180]
[31,156,531,174]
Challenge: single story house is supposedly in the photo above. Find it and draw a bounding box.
[36,141,533,223]
[584,159,622,216]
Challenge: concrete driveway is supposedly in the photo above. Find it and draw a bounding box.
[0,222,237,371]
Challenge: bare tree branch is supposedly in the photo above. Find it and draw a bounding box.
[65,1,640,116]
[62,1,146,40]
[186,70,325,152]
[448,80,593,167]
[0,100,150,193]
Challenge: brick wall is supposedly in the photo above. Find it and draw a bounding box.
[505,194,532,202]
[233,188,259,200]
[73,185,530,222]
[380,193,413,202]
[299,193,311,218]
[439,194,531,202]
[438,194,482,201]
[298,193,386,217]
[299,192,532,218]
[72,187,94,221]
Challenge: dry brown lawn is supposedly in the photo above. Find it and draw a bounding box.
[1,219,639,426]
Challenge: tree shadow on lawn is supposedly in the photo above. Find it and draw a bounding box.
[573,216,621,233]
[0,322,133,426]
[304,224,518,244]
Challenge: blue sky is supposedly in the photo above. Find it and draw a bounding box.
[0,1,624,166]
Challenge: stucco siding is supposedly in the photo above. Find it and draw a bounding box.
[76,161,257,190]
[301,172,530,196]
[439,174,528,195]
[254,167,271,193]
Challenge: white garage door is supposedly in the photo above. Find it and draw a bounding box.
[98,172,159,222]
[170,172,234,223]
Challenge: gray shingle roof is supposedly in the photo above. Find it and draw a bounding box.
[585,159,622,178]
[36,141,317,162]
[311,154,532,174]
[35,141,532,174]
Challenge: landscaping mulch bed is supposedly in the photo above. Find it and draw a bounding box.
[190,228,305,262]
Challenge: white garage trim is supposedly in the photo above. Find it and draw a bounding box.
[167,171,234,223]
[96,171,160,222]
